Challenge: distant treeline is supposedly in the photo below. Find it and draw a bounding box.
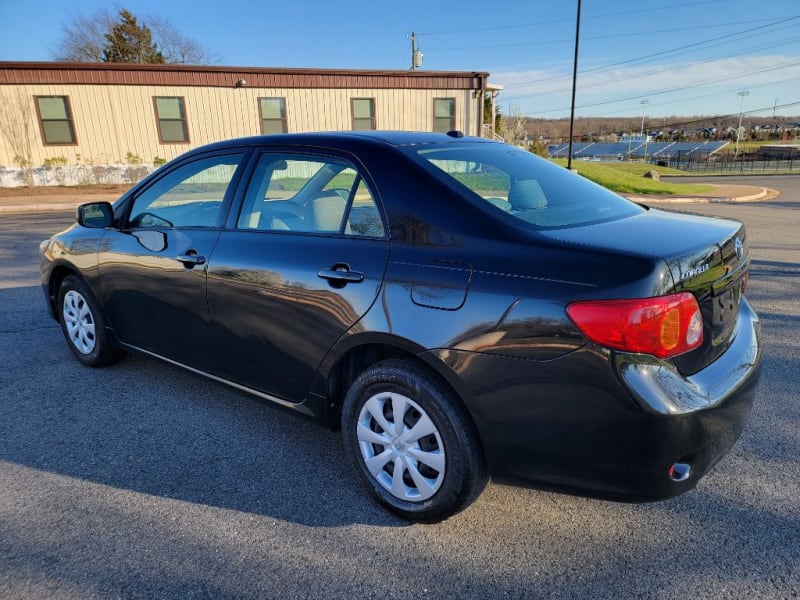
[517,115,800,143]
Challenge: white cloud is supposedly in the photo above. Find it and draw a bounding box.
[492,55,800,117]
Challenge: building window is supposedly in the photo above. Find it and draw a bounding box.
[434,98,456,133]
[153,97,189,143]
[35,96,76,145]
[259,98,288,134]
[351,98,376,130]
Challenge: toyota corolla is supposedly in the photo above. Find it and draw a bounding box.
[41,131,762,522]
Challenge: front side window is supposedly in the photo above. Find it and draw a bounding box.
[153,96,189,143]
[128,153,244,228]
[237,154,385,237]
[259,97,287,134]
[405,143,642,229]
[36,96,76,145]
[351,98,376,130]
[433,98,455,133]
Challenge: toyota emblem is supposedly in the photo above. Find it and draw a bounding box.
[734,237,743,260]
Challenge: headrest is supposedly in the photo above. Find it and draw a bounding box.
[508,179,547,210]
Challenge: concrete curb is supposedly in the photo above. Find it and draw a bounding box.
[625,186,774,205]
[0,202,83,213]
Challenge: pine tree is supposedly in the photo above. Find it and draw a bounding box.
[102,9,165,64]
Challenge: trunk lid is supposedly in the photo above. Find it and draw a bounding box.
[538,208,749,374]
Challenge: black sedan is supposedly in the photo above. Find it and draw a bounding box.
[41,131,762,522]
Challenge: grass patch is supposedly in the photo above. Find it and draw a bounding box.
[551,159,715,195]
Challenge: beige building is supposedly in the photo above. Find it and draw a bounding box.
[0,62,498,187]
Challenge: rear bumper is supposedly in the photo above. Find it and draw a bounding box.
[430,298,762,502]
[617,298,761,416]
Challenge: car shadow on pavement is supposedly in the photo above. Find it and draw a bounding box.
[752,200,800,210]
[0,285,406,529]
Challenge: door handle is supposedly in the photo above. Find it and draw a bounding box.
[317,265,365,284]
[177,251,206,266]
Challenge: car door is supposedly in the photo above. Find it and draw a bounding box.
[205,150,390,403]
[98,151,247,370]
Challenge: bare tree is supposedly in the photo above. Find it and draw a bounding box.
[147,16,218,64]
[502,105,528,147]
[0,90,35,186]
[52,8,216,64]
[52,9,115,62]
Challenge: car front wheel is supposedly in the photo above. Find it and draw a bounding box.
[57,275,124,367]
[342,359,487,522]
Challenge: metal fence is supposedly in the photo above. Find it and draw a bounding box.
[654,154,798,174]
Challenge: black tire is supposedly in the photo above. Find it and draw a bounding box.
[57,275,124,367]
[341,359,487,523]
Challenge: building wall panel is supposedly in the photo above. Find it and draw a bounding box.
[0,64,489,184]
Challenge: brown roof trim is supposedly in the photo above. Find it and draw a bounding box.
[0,61,489,90]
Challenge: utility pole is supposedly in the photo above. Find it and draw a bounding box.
[566,0,582,171]
[735,90,750,158]
[410,32,423,71]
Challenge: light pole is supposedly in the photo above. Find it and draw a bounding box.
[640,99,649,163]
[639,99,649,137]
[735,90,750,158]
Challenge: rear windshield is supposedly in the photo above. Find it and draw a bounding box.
[403,143,642,229]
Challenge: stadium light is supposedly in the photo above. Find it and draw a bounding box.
[640,99,649,137]
[735,90,750,158]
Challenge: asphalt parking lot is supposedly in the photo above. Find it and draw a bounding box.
[1,176,798,599]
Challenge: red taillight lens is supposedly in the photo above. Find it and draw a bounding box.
[566,292,704,359]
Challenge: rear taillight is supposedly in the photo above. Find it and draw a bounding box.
[566,292,703,359]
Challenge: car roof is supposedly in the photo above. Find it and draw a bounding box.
[192,130,496,154]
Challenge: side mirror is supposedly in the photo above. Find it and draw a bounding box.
[77,202,114,228]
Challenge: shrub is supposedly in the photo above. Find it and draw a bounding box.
[43,156,68,167]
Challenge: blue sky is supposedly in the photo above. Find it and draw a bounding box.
[1,0,798,120]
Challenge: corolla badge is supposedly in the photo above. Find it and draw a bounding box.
[735,237,744,260]
[681,263,710,281]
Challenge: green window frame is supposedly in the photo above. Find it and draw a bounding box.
[35,96,77,145]
[259,97,288,134]
[153,96,189,143]
[434,98,456,133]
[351,98,376,130]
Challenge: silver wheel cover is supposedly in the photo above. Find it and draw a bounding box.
[356,391,446,502]
[62,290,96,355]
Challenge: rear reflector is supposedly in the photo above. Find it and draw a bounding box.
[566,292,704,359]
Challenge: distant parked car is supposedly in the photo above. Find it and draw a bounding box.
[41,131,762,522]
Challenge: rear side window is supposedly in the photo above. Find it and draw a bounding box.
[406,143,642,229]
[237,153,385,237]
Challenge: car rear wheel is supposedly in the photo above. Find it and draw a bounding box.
[342,359,487,522]
[58,275,124,367]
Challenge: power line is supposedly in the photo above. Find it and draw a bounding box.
[418,0,727,36]
[425,17,790,53]
[510,60,800,115]
[581,76,800,119]
[502,15,800,90]
[506,34,800,100]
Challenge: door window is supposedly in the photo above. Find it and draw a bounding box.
[128,153,244,228]
[237,154,385,237]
